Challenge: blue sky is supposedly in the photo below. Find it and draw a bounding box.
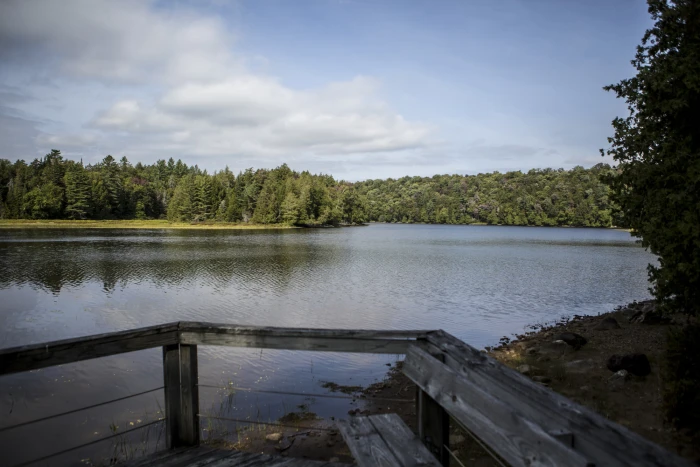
[0,0,651,180]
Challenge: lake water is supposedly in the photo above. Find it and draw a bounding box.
[0,224,655,465]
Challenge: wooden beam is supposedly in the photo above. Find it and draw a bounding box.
[179,344,199,446]
[178,323,430,354]
[425,331,694,467]
[162,344,200,448]
[0,323,180,375]
[404,345,590,467]
[416,352,450,466]
[163,344,181,449]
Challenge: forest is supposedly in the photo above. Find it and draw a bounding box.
[0,150,621,227]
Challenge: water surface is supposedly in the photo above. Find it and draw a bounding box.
[0,224,654,465]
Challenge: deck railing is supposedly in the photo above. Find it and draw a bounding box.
[0,322,692,467]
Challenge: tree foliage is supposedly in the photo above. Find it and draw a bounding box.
[1,151,619,228]
[602,0,700,314]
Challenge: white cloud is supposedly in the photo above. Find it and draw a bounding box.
[0,0,432,167]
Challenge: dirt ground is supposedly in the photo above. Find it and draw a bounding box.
[207,301,699,465]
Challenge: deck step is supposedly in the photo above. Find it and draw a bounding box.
[338,414,440,467]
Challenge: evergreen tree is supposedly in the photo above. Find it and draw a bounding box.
[602,0,700,314]
[64,164,92,219]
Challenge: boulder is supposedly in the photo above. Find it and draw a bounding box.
[517,364,532,375]
[595,317,621,331]
[552,332,588,350]
[532,375,551,384]
[609,370,630,391]
[265,432,283,442]
[606,353,651,376]
[449,434,466,445]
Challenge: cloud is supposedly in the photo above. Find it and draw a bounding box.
[0,0,432,168]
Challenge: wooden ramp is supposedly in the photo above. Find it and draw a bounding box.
[123,446,348,466]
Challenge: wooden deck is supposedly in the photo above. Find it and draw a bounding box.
[122,446,348,466]
[0,322,694,467]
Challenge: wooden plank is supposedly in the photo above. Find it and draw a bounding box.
[179,344,200,446]
[425,332,694,467]
[415,350,449,466]
[179,331,412,354]
[163,344,182,449]
[404,345,590,467]
[338,415,400,466]
[368,413,440,467]
[0,322,180,375]
[178,322,431,340]
[203,449,348,466]
[123,446,193,467]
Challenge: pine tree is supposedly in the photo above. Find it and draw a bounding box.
[64,164,92,219]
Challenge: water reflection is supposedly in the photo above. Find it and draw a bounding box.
[0,225,656,465]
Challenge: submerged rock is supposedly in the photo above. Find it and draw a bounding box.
[595,317,621,330]
[606,353,651,376]
[552,332,588,350]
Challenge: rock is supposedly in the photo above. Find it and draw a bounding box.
[347,409,359,416]
[579,385,591,393]
[329,458,340,463]
[525,347,538,355]
[609,370,630,391]
[532,376,551,384]
[552,332,588,350]
[517,364,532,375]
[265,432,283,442]
[565,359,596,374]
[595,317,621,330]
[449,434,466,445]
[326,440,336,447]
[606,353,651,376]
[629,307,669,325]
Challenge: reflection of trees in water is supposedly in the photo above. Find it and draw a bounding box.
[0,230,347,294]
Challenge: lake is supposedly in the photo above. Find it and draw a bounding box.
[0,224,655,465]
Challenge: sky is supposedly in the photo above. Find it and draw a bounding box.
[0,0,651,181]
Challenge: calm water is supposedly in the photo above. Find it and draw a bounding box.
[0,224,654,465]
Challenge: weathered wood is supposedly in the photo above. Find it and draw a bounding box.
[425,331,694,467]
[163,344,182,449]
[368,413,441,467]
[163,344,200,448]
[180,332,412,354]
[180,344,200,446]
[0,323,180,375]
[122,445,348,466]
[416,351,449,466]
[0,323,429,376]
[178,323,427,354]
[338,415,402,466]
[338,414,439,467]
[404,345,590,467]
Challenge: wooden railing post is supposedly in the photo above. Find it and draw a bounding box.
[417,352,450,466]
[163,343,200,448]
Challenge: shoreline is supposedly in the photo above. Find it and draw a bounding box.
[0,220,299,230]
[0,219,630,231]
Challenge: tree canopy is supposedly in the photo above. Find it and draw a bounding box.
[602,0,700,314]
[0,151,620,228]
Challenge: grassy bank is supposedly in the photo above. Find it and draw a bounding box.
[0,219,298,230]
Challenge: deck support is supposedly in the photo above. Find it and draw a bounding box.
[417,352,450,466]
[163,344,200,448]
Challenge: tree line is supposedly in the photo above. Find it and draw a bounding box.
[0,150,621,227]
